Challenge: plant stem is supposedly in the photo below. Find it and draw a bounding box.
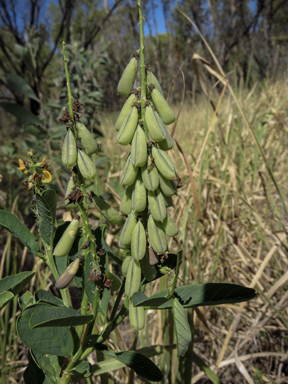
[138,0,148,141]
[62,42,75,133]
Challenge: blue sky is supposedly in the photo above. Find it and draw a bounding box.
[143,0,167,36]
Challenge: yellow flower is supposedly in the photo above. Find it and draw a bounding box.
[43,170,52,183]
[18,159,26,173]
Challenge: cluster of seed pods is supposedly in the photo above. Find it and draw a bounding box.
[116,51,180,330]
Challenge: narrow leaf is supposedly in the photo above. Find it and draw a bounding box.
[192,351,223,384]
[36,190,57,245]
[103,350,163,381]
[172,297,192,356]
[0,210,42,258]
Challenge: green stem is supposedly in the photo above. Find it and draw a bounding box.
[138,0,148,141]
[62,42,75,133]
[166,249,181,299]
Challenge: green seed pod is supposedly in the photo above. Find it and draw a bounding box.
[147,215,168,254]
[117,53,139,96]
[147,70,164,97]
[77,149,97,180]
[92,193,123,225]
[106,270,121,291]
[120,155,139,186]
[163,212,179,237]
[141,158,159,192]
[131,125,147,167]
[116,106,138,146]
[131,173,147,213]
[125,258,141,297]
[119,184,133,215]
[150,87,175,125]
[131,220,146,261]
[119,211,137,248]
[55,255,83,289]
[62,129,77,167]
[129,300,145,330]
[158,125,174,151]
[159,172,177,197]
[141,251,157,281]
[148,188,167,223]
[121,255,133,277]
[115,92,138,131]
[54,216,79,257]
[163,194,174,207]
[152,147,178,180]
[145,104,166,142]
[65,177,77,209]
[76,122,98,155]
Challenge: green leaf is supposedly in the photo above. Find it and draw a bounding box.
[141,252,181,284]
[192,351,223,384]
[31,350,63,383]
[103,350,163,381]
[35,290,64,306]
[0,102,43,126]
[36,190,57,245]
[83,334,107,351]
[0,291,14,310]
[0,271,35,295]
[6,73,39,102]
[172,297,192,356]
[19,291,35,311]
[134,283,256,309]
[0,210,43,258]
[73,361,92,378]
[29,306,93,328]
[133,291,169,308]
[17,305,74,356]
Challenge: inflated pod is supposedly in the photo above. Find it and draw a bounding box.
[159,173,177,197]
[119,211,137,248]
[131,221,146,261]
[77,149,97,180]
[131,173,147,213]
[147,70,164,97]
[163,212,179,237]
[120,155,139,186]
[76,122,98,155]
[55,255,83,289]
[117,53,139,96]
[125,258,141,297]
[129,300,145,330]
[158,125,174,151]
[145,104,166,142]
[141,158,159,192]
[54,216,79,257]
[141,251,157,281]
[116,106,138,146]
[65,177,77,209]
[150,87,175,125]
[147,215,168,254]
[121,255,133,277]
[147,188,167,223]
[152,147,178,180]
[106,271,121,291]
[62,129,77,167]
[115,92,139,131]
[120,185,133,215]
[91,193,123,225]
[131,125,147,167]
